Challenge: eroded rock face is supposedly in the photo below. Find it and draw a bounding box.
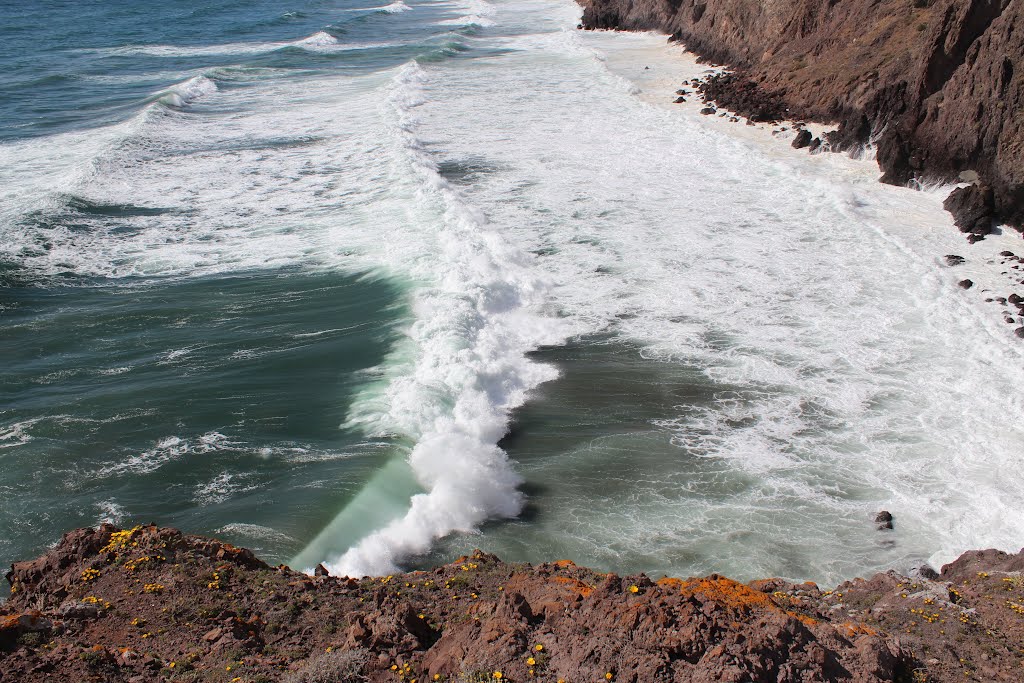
[2,525,1024,681]
[579,0,1024,232]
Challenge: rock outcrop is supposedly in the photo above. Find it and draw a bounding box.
[579,0,1024,234]
[2,524,1024,681]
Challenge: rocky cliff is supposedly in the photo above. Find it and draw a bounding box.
[3,524,1024,682]
[580,0,1024,236]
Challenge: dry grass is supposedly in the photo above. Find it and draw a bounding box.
[283,648,370,683]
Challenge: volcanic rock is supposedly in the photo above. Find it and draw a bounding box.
[579,0,1024,232]
[792,129,813,149]
[3,525,1024,682]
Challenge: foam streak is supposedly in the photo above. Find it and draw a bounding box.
[327,63,563,577]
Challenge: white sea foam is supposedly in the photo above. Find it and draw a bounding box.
[157,75,218,108]
[295,31,339,47]
[349,2,412,13]
[0,420,37,450]
[195,472,260,505]
[320,62,569,577]
[96,500,126,525]
[319,0,1024,583]
[215,523,298,545]
[5,0,1023,586]
[439,0,496,26]
[98,432,235,477]
[75,32,391,59]
[438,15,495,27]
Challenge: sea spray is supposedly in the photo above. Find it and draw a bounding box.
[324,62,566,576]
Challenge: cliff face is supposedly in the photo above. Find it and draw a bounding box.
[580,0,1024,233]
[3,525,1024,682]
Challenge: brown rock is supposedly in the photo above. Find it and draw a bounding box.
[580,0,1024,232]
[5,525,1024,682]
[792,129,813,149]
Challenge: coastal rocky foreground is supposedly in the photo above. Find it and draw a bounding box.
[2,525,1023,682]
[579,0,1024,235]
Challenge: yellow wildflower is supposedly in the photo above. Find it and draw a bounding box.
[535,644,544,651]
[628,585,639,594]
[527,657,536,666]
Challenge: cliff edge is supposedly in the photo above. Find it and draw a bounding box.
[2,524,1024,681]
[580,0,1024,235]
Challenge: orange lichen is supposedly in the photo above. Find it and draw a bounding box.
[677,577,780,611]
[666,577,818,626]
[552,576,593,597]
[553,560,576,568]
[839,622,879,637]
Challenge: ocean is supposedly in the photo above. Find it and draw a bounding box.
[2,0,1023,588]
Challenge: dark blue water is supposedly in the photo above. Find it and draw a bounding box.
[0,0,433,140]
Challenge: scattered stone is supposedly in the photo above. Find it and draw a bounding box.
[967,233,985,244]
[792,128,813,149]
[1016,327,1024,338]
[1009,293,1023,304]
[944,185,995,235]
[700,106,717,115]
[958,279,974,289]
[874,510,894,530]
[56,601,99,620]
[913,565,939,580]
[697,72,789,122]
[314,563,330,577]
[944,254,965,266]
[1001,250,1016,257]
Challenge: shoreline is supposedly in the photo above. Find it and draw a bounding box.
[2,524,1023,682]
[574,23,1024,340]
[577,0,1024,238]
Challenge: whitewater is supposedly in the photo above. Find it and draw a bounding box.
[1,0,1023,588]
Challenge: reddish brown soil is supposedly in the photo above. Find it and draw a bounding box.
[2,525,1023,682]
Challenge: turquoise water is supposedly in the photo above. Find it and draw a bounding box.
[3,0,1024,588]
[1,270,406,565]
[0,0,441,570]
